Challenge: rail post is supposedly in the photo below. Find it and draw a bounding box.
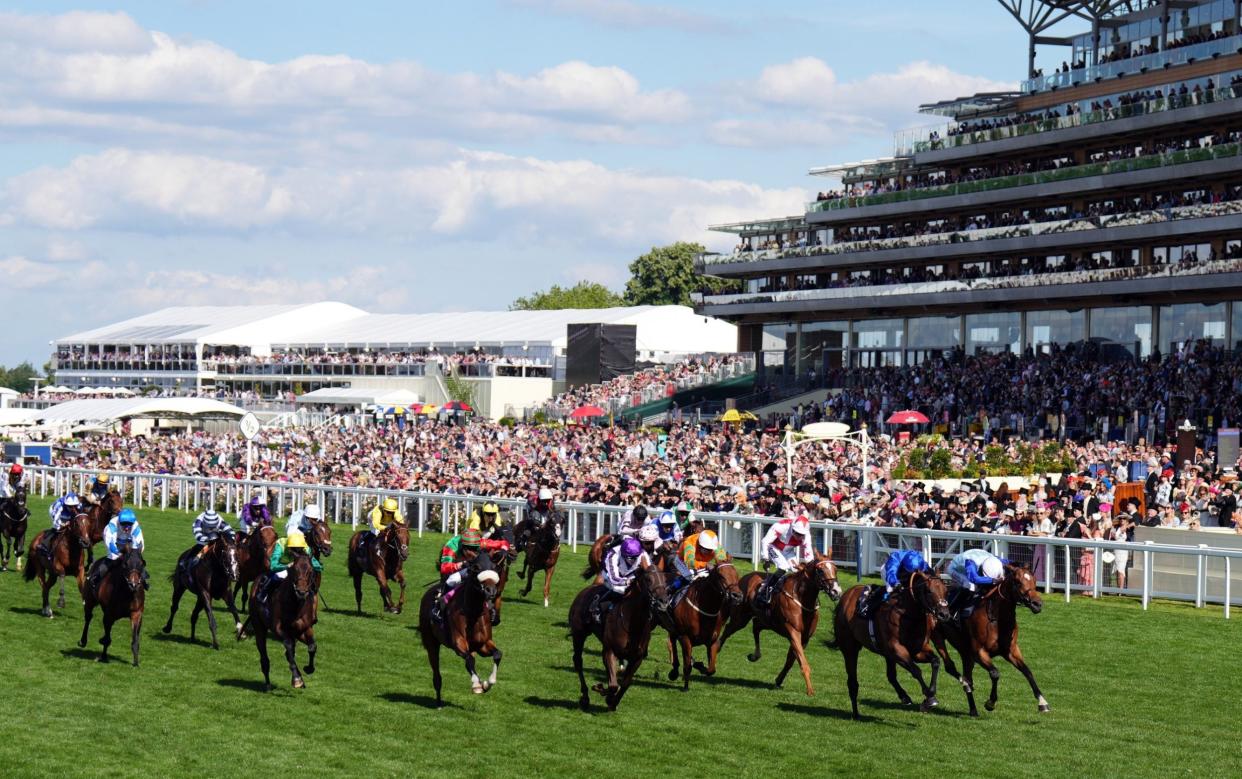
[161,478,168,510]
[1142,541,1153,610]
[1064,545,1072,603]
[1226,557,1232,619]
[1197,544,1207,609]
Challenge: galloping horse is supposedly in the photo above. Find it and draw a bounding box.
[347,522,409,614]
[832,570,952,719]
[568,561,670,712]
[79,545,146,666]
[932,563,1049,715]
[716,554,843,696]
[24,513,91,618]
[417,550,502,705]
[305,517,333,561]
[516,515,560,608]
[235,526,278,611]
[163,534,243,649]
[244,553,318,690]
[0,483,29,572]
[664,559,743,690]
[83,491,124,566]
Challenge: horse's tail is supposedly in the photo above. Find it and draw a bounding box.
[22,544,38,581]
[581,560,598,580]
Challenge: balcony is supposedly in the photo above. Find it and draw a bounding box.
[1021,34,1242,94]
[808,141,1242,214]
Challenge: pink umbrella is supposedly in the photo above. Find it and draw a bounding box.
[569,405,606,419]
[886,410,929,425]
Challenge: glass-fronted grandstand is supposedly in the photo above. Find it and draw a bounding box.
[695,0,1242,377]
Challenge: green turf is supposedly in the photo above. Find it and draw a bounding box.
[1,498,1239,779]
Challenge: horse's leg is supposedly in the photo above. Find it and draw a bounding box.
[746,621,763,663]
[666,635,679,682]
[461,650,484,694]
[202,592,221,650]
[679,636,694,691]
[542,565,553,608]
[960,652,980,717]
[255,627,273,691]
[130,611,143,667]
[189,598,205,643]
[162,576,186,634]
[98,615,114,663]
[885,657,914,706]
[482,640,501,689]
[304,630,317,675]
[57,574,65,609]
[428,640,443,706]
[352,572,364,613]
[39,570,53,618]
[284,636,305,689]
[1006,644,1049,713]
[787,630,814,697]
[609,649,643,711]
[716,610,749,655]
[79,599,95,648]
[977,648,1002,712]
[375,569,393,613]
[572,629,590,711]
[693,628,721,676]
[773,645,797,689]
[520,560,533,597]
[893,651,938,713]
[394,568,406,614]
[223,587,243,639]
[843,642,862,720]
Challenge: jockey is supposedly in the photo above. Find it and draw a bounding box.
[92,508,148,590]
[532,487,556,522]
[594,537,648,621]
[946,549,1005,616]
[239,494,272,535]
[467,502,504,537]
[284,503,322,537]
[191,508,234,558]
[440,528,509,589]
[883,549,930,598]
[636,523,663,557]
[651,510,683,550]
[0,462,22,499]
[679,529,727,574]
[83,472,111,506]
[616,504,649,538]
[39,492,80,559]
[368,497,405,542]
[755,515,814,606]
[257,530,322,604]
[674,500,697,534]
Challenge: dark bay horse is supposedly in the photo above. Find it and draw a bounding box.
[347,522,409,614]
[305,517,333,560]
[716,554,843,696]
[24,513,91,618]
[163,534,243,649]
[235,526,278,611]
[244,553,318,690]
[418,551,502,705]
[83,491,125,566]
[932,563,1049,716]
[568,561,671,712]
[79,545,146,666]
[517,516,560,608]
[1,484,29,572]
[664,559,743,690]
[832,570,952,719]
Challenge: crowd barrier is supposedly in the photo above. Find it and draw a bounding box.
[25,465,1242,618]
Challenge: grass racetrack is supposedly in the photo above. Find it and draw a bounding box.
[1,498,1240,778]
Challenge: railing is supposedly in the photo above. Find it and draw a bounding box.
[25,464,1242,615]
[56,360,198,372]
[1022,35,1242,94]
[809,141,1242,213]
[897,77,1242,155]
[705,200,1242,270]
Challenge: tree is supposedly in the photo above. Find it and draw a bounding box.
[623,241,739,306]
[443,368,477,406]
[510,280,624,311]
[0,361,39,393]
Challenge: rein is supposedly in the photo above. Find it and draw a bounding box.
[779,568,820,614]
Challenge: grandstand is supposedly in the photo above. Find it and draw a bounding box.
[696,0,1242,381]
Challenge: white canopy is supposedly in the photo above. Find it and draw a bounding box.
[296,388,422,407]
[0,408,35,426]
[33,398,247,426]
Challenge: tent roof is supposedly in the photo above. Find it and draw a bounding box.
[0,408,35,426]
[56,303,367,347]
[0,387,18,396]
[32,398,247,425]
[295,388,422,407]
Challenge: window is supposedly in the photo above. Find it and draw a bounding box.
[966,312,1020,355]
[1159,303,1226,354]
[1027,310,1086,353]
[1090,306,1153,358]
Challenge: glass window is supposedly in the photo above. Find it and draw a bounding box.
[965,312,1020,355]
[1090,306,1153,358]
[907,316,961,348]
[801,321,850,372]
[852,319,904,350]
[1026,310,1086,352]
[1159,303,1226,354]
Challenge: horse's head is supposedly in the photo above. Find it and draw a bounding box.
[471,551,500,601]
[12,484,27,510]
[811,553,843,601]
[910,570,951,623]
[214,534,240,582]
[308,519,333,558]
[121,546,145,594]
[70,513,92,549]
[289,552,316,603]
[638,559,671,614]
[711,560,743,608]
[1005,563,1042,614]
[104,490,124,518]
[386,522,410,560]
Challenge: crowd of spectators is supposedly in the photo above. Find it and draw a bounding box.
[543,354,751,416]
[1032,27,1234,81]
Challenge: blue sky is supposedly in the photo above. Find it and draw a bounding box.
[0,1,1072,366]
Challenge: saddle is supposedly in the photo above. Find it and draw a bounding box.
[856,585,883,621]
[588,589,619,626]
[668,582,691,611]
[948,587,979,622]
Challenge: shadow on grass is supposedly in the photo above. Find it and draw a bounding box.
[59,647,100,662]
[378,691,457,709]
[776,701,889,725]
[523,695,582,711]
[323,607,380,620]
[150,632,208,646]
[217,678,271,693]
[691,674,781,691]
[9,606,54,617]
[549,620,570,629]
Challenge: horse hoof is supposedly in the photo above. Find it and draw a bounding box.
[132,661,139,668]
[292,677,305,689]
[667,669,678,682]
[305,665,315,675]
[579,696,590,712]
[899,696,913,707]
[96,655,108,664]
[985,700,996,712]
[472,685,484,695]
[921,697,939,713]
[161,624,172,634]
[969,709,980,718]
[543,598,549,608]
[264,683,274,692]
[1038,704,1050,713]
[591,683,607,696]
[746,653,759,663]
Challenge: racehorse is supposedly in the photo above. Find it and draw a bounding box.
[0,483,29,572]
[716,553,843,697]
[347,522,409,614]
[831,570,952,719]
[516,515,559,607]
[581,533,613,583]
[244,552,318,690]
[235,526,278,611]
[24,513,91,618]
[79,545,146,666]
[568,560,670,712]
[163,534,243,649]
[83,491,124,566]
[417,550,502,705]
[931,563,1049,716]
[664,559,743,690]
[305,517,333,560]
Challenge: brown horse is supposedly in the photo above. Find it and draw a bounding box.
[305,518,333,560]
[235,526,278,611]
[517,515,560,608]
[24,513,92,618]
[163,534,243,649]
[832,571,952,719]
[347,522,409,614]
[79,545,146,666]
[0,483,29,572]
[244,552,319,690]
[418,550,502,705]
[83,491,124,566]
[716,554,843,696]
[932,563,1049,716]
[568,561,671,712]
[581,533,613,583]
[664,559,743,690]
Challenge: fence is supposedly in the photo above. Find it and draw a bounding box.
[25,465,1242,617]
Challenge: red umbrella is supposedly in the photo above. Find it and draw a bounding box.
[569,405,606,419]
[887,410,929,425]
[442,400,473,412]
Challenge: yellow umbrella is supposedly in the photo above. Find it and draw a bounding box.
[419,404,439,416]
[739,410,759,421]
[718,409,742,423]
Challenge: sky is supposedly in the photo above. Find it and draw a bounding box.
[0,0,1074,366]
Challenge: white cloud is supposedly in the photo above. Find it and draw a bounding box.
[507,0,737,34]
[0,10,152,53]
[0,254,105,289]
[124,266,408,311]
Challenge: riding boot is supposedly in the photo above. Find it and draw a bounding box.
[142,569,151,591]
[39,530,57,559]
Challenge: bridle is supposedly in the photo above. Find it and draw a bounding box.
[121,548,144,594]
[308,520,333,558]
[684,561,741,617]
